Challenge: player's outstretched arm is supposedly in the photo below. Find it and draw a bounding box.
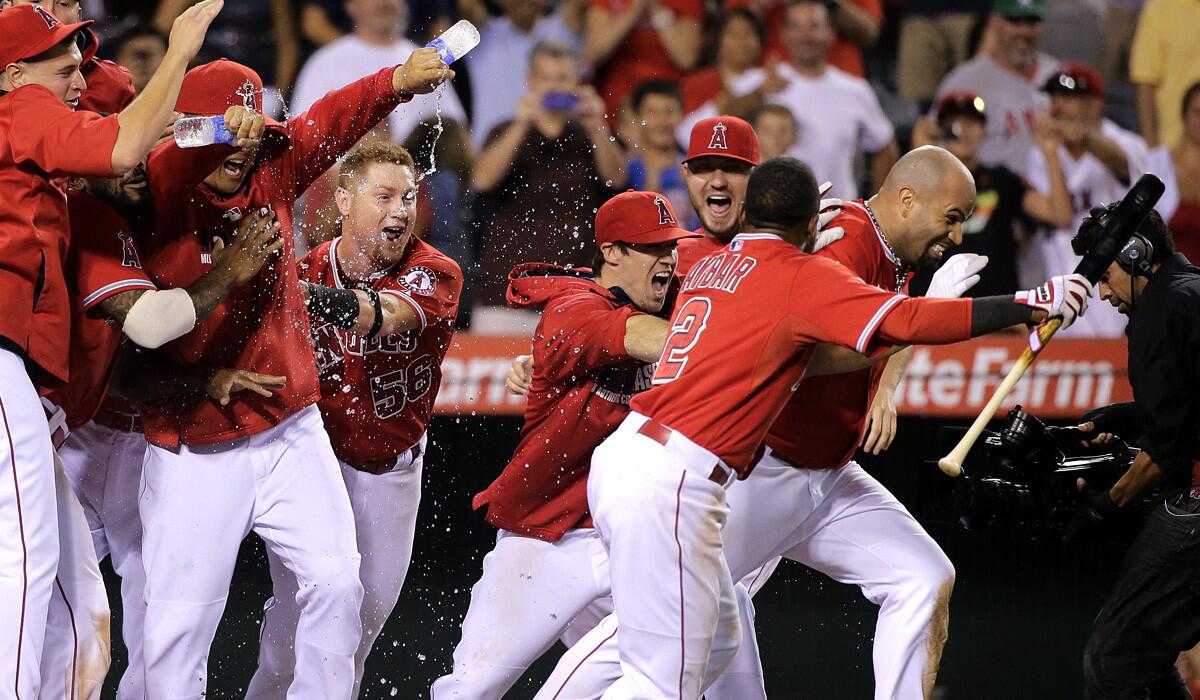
[392,47,454,96]
[112,0,224,173]
[109,345,285,405]
[624,315,669,363]
[301,283,421,339]
[98,208,281,349]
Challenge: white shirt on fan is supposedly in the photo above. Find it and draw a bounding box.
[290,34,468,146]
[765,63,894,199]
[1023,119,1151,338]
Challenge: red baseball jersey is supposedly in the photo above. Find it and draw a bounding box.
[78,57,135,114]
[297,236,462,465]
[0,84,120,385]
[675,230,724,278]
[767,201,914,469]
[632,232,971,476]
[135,67,402,446]
[474,263,652,542]
[42,192,155,428]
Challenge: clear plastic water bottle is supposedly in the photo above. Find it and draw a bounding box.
[173,115,238,149]
[425,20,480,65]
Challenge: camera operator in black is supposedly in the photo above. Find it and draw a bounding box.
[1070,205,1200,700]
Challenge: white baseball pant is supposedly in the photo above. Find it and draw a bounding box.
[0,348,61,699]
[139,404,363,700]
[58,419,148,700]
[430,527,614,699]
[544,449,956,700]
[586,412,741,699]
[247,433,428,699]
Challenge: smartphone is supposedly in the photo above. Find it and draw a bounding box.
[542,92,579,112]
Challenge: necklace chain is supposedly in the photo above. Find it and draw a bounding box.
[863,201,909,293]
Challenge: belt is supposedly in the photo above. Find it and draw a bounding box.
[93,407,143,434]
[636,419,732,485]
[346,440,423,475]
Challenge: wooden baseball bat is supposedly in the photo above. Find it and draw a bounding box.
[937,320,1060,477]
[936,173,1164,477]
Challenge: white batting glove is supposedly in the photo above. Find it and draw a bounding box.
[1014,273,1092,350]
[925,254,988,299]
[812,181,844,253]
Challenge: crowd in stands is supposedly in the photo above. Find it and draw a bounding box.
[90,0,1200,336]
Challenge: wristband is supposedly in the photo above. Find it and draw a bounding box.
[365,288,384,339]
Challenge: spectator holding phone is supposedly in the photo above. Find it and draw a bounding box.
[471,41,626,333]
[911,91,1073,297]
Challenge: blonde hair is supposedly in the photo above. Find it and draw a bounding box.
[337,142,416,191]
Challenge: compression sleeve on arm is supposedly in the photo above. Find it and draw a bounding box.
[122,288,199,349]
[968,295,1040,336]
[304,282,361,329]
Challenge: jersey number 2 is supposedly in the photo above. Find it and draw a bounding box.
[652,297,712,384]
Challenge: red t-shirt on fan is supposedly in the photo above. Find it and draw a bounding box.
[633,232,917,476]
[297,236,461,466]
[473,264,651,542]
[135,68,402,446]
[590,0,704,116]
[767,201,914,469]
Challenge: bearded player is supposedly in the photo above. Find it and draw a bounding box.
[130,54,452,698]
[544,157,1091,698]
[246,142,462,698]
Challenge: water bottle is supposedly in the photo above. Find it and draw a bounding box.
[425,20,480,65]
[173,115,238,149]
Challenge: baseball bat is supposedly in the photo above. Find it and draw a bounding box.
[937,174,1165,477]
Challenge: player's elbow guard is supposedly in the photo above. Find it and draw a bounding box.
[121,288,199,349]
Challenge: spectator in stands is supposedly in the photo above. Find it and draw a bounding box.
[471,41,625,333]
[1130,0,1200,148]
[1024,62,1150,337]
[1101,0,1144,87]
[766,0,897,198]
[897,0,987,107]
[752,103,797,160]
[300,0,353,46]
[403,117,478,325]
[725,0,882,78]
[627,80,693,228]
[1147,82,1200,263]
[677,8,787,142]
[935,0,1060,173]
[911,92,1073,297]
[153,0,299,111]
[291,0,467,145]
[112,24,166,94]
[461,0,583,147]
[584,0,703,118]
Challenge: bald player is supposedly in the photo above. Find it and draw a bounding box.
[537,156,1091,699]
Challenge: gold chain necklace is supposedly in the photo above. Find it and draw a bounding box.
[863,201,910,293]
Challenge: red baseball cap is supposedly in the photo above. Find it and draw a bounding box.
[684,116,760,166]
[1042,62,1104,99]
[176,59,267,115]
[0,4,93,69]
[595,191,702,246]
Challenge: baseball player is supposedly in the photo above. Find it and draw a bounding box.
[430,190,699,699]
[0,4,222,696]
[549,156,1092,699]
[1,0,136,114]
[130,54,452,698]
[50,137,275,699]
[246,142,463,698]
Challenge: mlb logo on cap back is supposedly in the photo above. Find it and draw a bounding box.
[595,191,702,246]
[685,115,759,166]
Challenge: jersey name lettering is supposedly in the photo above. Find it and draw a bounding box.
[344,327,420,356]
[681,253,757,294]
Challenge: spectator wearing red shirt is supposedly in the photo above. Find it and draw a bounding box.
[725,0,883,78]
[585,0,703,117]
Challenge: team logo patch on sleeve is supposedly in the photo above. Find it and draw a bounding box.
[401,266,437,296]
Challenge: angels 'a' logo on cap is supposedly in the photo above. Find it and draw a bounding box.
[708,122,729,151]
[654,196,676,225]
[33,5,60,29]
[236,79,258,110]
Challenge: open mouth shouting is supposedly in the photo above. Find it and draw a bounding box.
[650,269,673,301]
[381,222,408,242]
[705,194,733,221]
[221,156,248,181]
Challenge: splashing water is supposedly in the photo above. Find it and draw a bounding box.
[419,86,446,181]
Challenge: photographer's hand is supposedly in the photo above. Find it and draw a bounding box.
[1074,420,1116,447]
[1063,478,1120,542]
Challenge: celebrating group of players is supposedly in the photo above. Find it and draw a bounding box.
[0,0,1100,698]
